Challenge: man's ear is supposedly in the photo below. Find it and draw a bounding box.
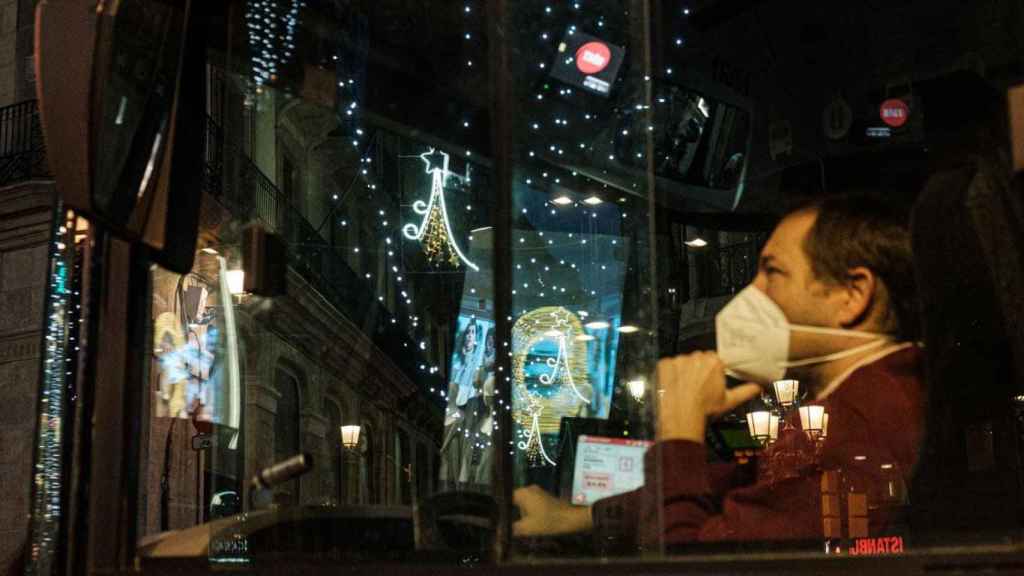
[836,266,877,329]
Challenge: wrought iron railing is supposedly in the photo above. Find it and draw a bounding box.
[0,100,51,186]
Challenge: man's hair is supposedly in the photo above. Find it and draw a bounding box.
[793,194,920,340]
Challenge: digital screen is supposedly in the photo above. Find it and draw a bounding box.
[570,435,653,505]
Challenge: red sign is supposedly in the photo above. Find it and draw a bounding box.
[576,42,611,75]
[849,536,904,555]
[879,99,910,128]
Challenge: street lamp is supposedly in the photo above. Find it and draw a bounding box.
[226,269,246,295]
[627,379,646,402]
[340,425,361,451]
[798,405,826,441]
[746,411,773,445]
[772,379,800,409]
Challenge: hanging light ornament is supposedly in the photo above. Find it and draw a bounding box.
[403,148,478,270]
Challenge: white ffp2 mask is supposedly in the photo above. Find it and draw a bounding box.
[715,285,891,384]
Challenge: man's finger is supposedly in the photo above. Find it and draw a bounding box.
[721,383,763,413]
[512,519,529,537]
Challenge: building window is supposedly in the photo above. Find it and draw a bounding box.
[359,422,375,504]
[274,366,301,506]
[416,441,430,499]
[397,429,412,505]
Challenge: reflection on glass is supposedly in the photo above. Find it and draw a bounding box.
[93,1,184,218]
[508,228,628,489]
[151,256,240,432]
[147,250,242,532]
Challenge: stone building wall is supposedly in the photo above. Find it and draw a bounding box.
[0,181,54,567]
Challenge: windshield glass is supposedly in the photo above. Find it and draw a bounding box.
[112,0,1024,568]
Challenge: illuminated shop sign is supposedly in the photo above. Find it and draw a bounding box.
[879,98,909,128]
[849,536,905,555]
[575,41,611,74]
[550,29,625,97]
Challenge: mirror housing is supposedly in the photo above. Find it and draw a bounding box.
[35,0,206,273]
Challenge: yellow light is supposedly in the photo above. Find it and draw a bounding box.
[746,411,772,442]
[340,425,361,450]
[617,325,640,334]
[772,379,799,407]
[226,270,245,295]
[627,379,646,401]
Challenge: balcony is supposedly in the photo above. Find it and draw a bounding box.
[0,100,51,187]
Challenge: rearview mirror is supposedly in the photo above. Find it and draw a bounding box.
[35,0,207,273]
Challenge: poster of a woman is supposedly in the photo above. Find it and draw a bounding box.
[439,318,490,489]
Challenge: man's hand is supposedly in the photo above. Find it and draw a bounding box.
[512,485,593,537]
[656,352,761,442]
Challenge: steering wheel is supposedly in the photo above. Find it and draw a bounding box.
[415,491,499,561]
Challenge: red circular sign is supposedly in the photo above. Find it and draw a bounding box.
[575,42,611,75]
[879,99,910,128]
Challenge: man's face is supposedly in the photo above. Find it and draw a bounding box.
[751,210,842,331]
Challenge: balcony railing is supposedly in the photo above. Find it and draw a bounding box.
[0,100,51,187]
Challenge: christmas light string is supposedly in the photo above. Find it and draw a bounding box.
[246,0,304,90]
[242,4,654,459]
[27,216,78,575]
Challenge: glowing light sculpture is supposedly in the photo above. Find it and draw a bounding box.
[403,148,478,271]
[512,308,594,467]
[538,314,591,404]
[517,394,557,466]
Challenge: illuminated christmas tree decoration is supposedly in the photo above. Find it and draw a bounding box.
[513,308,594,466]
[403,148,478,271]
[539,331,590,403]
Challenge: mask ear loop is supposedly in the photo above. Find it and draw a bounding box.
[787,324,893,339]
[782,337,892,368]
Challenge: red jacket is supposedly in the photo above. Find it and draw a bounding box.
[591,345,925,549]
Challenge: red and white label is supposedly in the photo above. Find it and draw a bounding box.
[576,42,611,75]
[879,99,910,128]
